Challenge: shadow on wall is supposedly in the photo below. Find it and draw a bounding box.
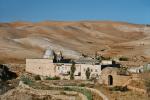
[101,63,120,70]
[0,64,17,81]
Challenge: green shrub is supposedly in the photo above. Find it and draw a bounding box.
[119,57,129,61]
[60,91,67,95]
[101,56,111,60]
[46,76,60,80]
[74,88,93,100]
[53,76,60,80]
[61,87,93,100]
[34,75,41,80]
[20,75,33,85]
[109,86,128,92]
[64,87,72,91]
[46,77,52,80]
[79,83,86,87]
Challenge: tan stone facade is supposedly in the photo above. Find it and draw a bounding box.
[26,59,56,77]
[26,59,130,86]
[26,59,102,80]
[100,67,131,86]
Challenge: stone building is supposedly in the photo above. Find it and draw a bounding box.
[26,48,120,81]
[26,59,56,77]
[127,63,150,74]
[54,63,102,80]
[100,67,131,86]
[26,58,102,80]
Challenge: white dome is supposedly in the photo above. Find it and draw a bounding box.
[43,48,54,59]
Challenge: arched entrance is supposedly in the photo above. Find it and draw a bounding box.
[108,75,113,85]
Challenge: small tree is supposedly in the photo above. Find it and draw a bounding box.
[34,75,41,80]
[70,61,76,80]
[86,67,91,80]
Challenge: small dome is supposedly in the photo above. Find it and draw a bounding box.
[43,48,54,59]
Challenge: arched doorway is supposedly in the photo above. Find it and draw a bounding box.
[108,75,113,85]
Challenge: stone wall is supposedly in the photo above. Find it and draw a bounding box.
[55,63,102,80]
[113,75,131,86]
[100,67,131,86]
[26,59,102,80]
[26,59,56,77]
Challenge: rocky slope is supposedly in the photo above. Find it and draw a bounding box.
[0,21,150,63]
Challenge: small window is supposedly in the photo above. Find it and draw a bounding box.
[78,72,81,76]
[67,71,70,75]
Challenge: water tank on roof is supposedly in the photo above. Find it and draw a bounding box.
[43,48,54,59]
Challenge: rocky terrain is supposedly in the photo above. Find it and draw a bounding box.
[0,64,18,95]
[0,21,150,63]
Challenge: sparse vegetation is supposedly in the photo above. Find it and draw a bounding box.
[60,91,67,95]
[81,53,88,57]
[63,87,93,100]
[101,56,111,60]
[20,75,33,85]
[109,86,128,92]
[119,56,129,61]
[118,67,129,75]
[34,75,41,80]
[86,67,91,80]
[79,83,86,87]
[94,84,148,100]
[29,81,93,100]
[46,76,60,80]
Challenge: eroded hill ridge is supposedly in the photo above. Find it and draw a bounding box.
[0,21,150,63]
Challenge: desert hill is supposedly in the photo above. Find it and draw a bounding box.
[0,21,150,63]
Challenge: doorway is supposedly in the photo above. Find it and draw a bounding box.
[108,75,113,85]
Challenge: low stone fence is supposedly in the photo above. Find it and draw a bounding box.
[19,81,108,100]
[86,87,108,100]
[19,81,87,100]
[127,86,146,94]
[51,85,107,100]
[123,79,147,94]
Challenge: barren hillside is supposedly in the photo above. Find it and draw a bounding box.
[0,21,150,63]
